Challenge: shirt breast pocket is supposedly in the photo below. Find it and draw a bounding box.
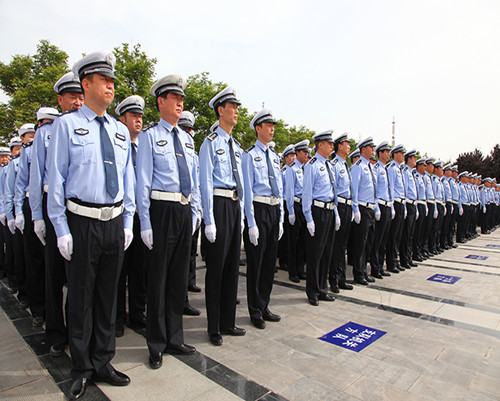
[113,136,129,169]
[153,144,175,171]
[70,135,96,165]
[255,161,268,180]
[216,155,230,176]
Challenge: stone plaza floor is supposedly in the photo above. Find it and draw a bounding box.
[1,229,499,400]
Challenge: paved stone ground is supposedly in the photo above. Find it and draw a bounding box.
[1,229,499,400]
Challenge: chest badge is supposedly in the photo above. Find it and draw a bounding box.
[216,149,225,155]
[74,128,89,136]
[115,133,126,141]
[156,140,168,146]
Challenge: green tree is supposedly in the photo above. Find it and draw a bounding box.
[0,40,69,142]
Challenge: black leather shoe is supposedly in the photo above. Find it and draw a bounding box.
[354,278,368,285]
[452,244,458,248]
[115,323,124,337]
[387,268,399,274]
[397,266,406,271]
[188,284,201,292]
[371,272,383,279]
[402,264,411,269]
[128,314,147,330]
[166,343,196,355]
[330,285,340,293]
[263,311,281,322]
[149,353,162,369]
[183,305,201,316]
[50,343,66,357]
[308,297,319,306]
[251,318,266,329]
[220,326,246,336]
[236,298,241,305]
[365,275,375,283]
[319,293,335,302]
[289,275,300,283]
[69,378,87,400]
[381,271,391,277]
[94,368,130,386]
[209,333,223,346]
[32,316,44,328]
[413,256,423,262]
[409,261,418,267]
[339,282,353,290]
[298,272,307,280]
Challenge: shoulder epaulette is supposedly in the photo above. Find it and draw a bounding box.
[61,108,78,116]
[38,121,54,129]
[11,154,20,160]
[309,157,317,165]
[270,147,278,155]
[281,166,286,172]
[332,159,338,165]
[374,163,379,169]
[143,122,158,132]
[245,144,255,153]
[232,137,241,148]
[355,159,362,165]
[23,141,33,148]
[207,132,218,141]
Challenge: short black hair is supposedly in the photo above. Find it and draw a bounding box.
[80,73,95,96]
[214,100,228,119]
[155,92,169,111]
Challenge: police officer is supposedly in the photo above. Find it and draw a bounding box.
[199,86,246,346]
[431,160,446,253]
[137,75,200,369]
[0,147,10,281]
[243,108,283,328]
[423,157,437,255]
[346,148,361,266]
[48,52,135,399]
[302,130,339,305]
[114,95,148,336]
[385,143,406,272]
[350,137,378,285]
[278,144,294,273]
[178,110,202,317]
[285,139,309,282]
[400,149,418,268]
[29,72,84,357]
[370,141,393,277]
[413,158,428,261]
[5,134,29,309]
[329,133,355,291]
[448,166,460,247]
[457,171,470,243]
[440,164,454,249]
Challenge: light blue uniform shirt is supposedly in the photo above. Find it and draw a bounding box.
[285,159,304,216]
[29,121,53,221]
[242,140,284,227]
[424,171,434,200]
[414,171,426,201]
[350,156,378,214]
[387,161,405,200]
[4,156,21,221]
[402,165,417,201]
[14,142,34,215]
[199,126,244,226]
[135,119,199,231]
[432,175,444,201]
[441,176,452,202]
[280,166,287,196]
[302,154,338,223]
[449,177,459,202]
[458,182,469,207]
[372,161,391,201]
[47,105,136,238]
[331,154,352,200]
[0,164,8,215]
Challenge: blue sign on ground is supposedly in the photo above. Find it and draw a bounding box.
[465,255,488,260]
[486,244,500,248]
[319,322,386,352]
[427,274,461,284]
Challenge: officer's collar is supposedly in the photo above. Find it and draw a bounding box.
[335,154,346,162]
[315,153,327,163]
[360,155,370,164]
[255,140,268,152]
[81,104,110,124]
[159,118,175,132]
[215,126,231,141]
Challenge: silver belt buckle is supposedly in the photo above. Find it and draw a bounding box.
[180,194,189,205]
[100,207,113,221]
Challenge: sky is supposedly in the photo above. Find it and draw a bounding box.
[1,0,499,162]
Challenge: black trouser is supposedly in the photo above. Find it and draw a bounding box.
[0,224,5,277]
[66,210,124,380]
[386,201,404,269]
[413,203,426,258]
[23,198,45,319]
[277,201,288,269]
[457,205,469,241]
[330,202,353,286]
[205,196,241,335]
[400,202,416,266]
[370,203,391,275]
[350,205,375,281]
[288,202,306,278]
[448,202,458,245]
[12,223,27,302]
[43,193,68,347]
[189,225,200,288]
[306,205,334,300]
[432,203,445,249]
[423,202,435,252]
[2,224,16,289]
[441,202,453,247]
[117,213,146,327]
[243,202,280,320]
[146,200,191,355]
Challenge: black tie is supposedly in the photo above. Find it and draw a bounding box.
[345,161,352,198]
[266,148,279,197]
[228,137,243,198]
[95,116,118,198]
[172,127,191,198]
[368,163,376,201]
[326,161,337,203]
[131,142,137,170]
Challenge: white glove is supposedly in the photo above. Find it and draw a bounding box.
[0,213,5,226]
[483,206,486,214]
[249,226,259,246]
[57,233,73,261]
[307,220,315,236]
[335,215,341,231]
[7,219,15,235]
[416,208,419,220]
[34,220,46,246]
[451,204,454,214]
[15,212,24,233]
[241,220,244,235]
[433,207,438,219]
[205,224,216,243]
[391,208,396,220]
[141,229,153,250]
[353,211,361,224]
[425,205,428,216]
[124,228,133,251]
[278,222,284,240]
[375,209,381,221]
[195,211,202,230]
[404,207,407,219]
[289,213,296,226]
[459,207,463,216]
[444,206,447,216]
